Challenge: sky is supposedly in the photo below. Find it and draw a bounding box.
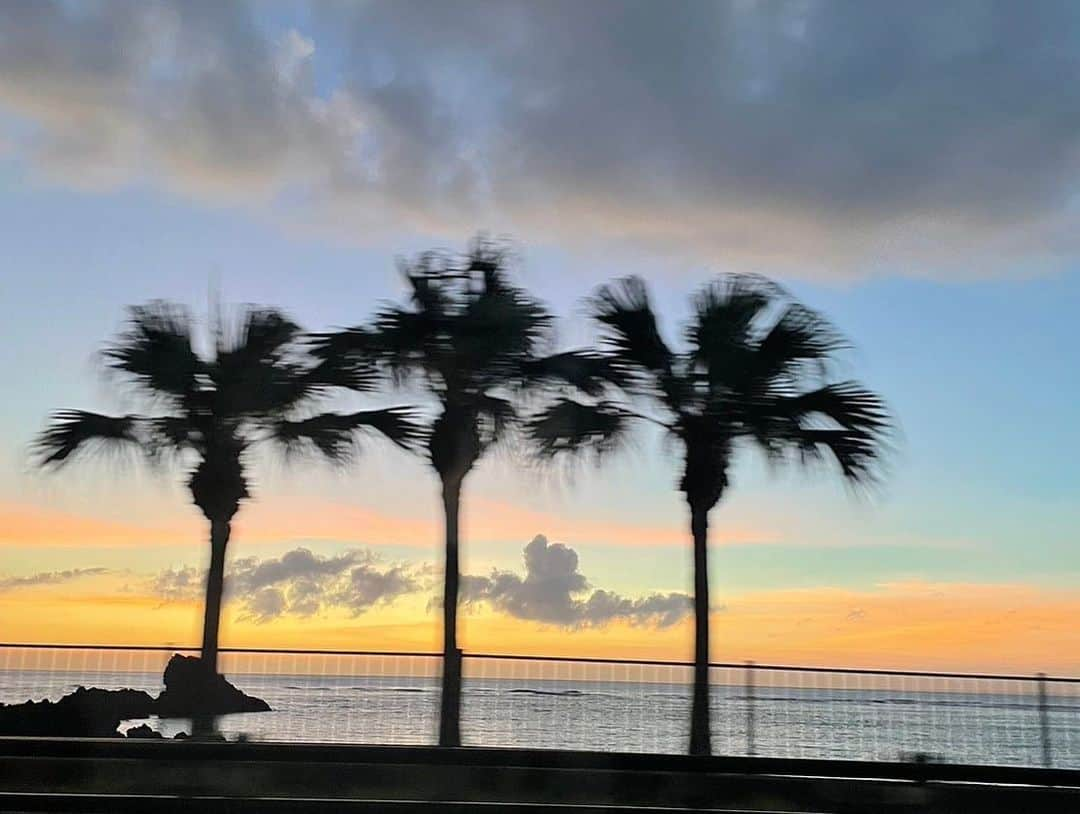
[1,1,1079,674]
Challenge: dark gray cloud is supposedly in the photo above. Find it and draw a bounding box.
[463,535,691,629]
[2,1,1079,273]
[243,587,288,623]
[0,567,109,591]
[230,548,425,622]
[151,548,425,623]
[230,548,359,594]
[0,2,358,202]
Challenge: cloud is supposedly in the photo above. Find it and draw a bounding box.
[149,537,687,627]
[150,547,426,623]
[230,548,359,594]
[242,587,287,623]
[0,567,109,591]
[150,566,203,602]
[0,2,359,201]
[463,535,691,628]
[229,548,426,622]
[2,2,1080,275]
[846,607,867,623]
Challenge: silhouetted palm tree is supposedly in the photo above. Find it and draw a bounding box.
[34,302,419,678]
[528,275,891,756]
[311,239,613,746]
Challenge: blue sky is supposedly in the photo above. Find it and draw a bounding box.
[1,1,1078,667]
[4,158,1077,590]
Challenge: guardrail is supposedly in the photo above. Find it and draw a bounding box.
[2,643,1077,767]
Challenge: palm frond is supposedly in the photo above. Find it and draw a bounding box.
[304,353,380,393]
[475,393,518,448]
[401,252,454,317]
[590,277,673,376]
[214,359,313,416]
[520,351,628,396]
[307,327,377,362]
[271,407,423,461]
[370,307,444,386]
[793,427,887,485]
[761,382,892,485]
[33,410,148,468]
[783,382,890,431]
[214,308,316,415]
[348,406,425,450]
[310,321,422,390]
[271,414,362,461]
[460,287,553,379]
[466,236,513,296]
[102,302,201,402]
[527,398,633,459]
[685,275,780,384]
[371,241,555,395]
[146,416,198,456]
[225,307,303,365]
[754,303,847,383]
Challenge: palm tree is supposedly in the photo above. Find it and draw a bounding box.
[528,275,891,756]
[34,302,419,680]
[311,239,614,746]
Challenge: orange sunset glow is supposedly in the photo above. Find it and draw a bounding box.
[5,570,1079,676]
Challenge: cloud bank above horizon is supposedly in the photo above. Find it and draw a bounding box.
[3,1,1080,276]
[145,535,691,629]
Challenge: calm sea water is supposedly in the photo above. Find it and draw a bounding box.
[2,669,1078,768]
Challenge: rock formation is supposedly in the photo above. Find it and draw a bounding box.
[155,654,270,716]
[0,653,270,737]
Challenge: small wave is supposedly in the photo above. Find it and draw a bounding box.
[283,685,427,693]
[507,688,586,697]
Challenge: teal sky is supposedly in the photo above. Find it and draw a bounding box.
[1,2,1078,666]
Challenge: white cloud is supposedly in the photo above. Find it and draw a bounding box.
[463,535,691,628]
[3,2,1080,275]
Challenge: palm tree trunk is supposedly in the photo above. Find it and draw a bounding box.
[200,518,230,675]
[688,501,712,756]
[193,517,229,738]
[438,476,463,747]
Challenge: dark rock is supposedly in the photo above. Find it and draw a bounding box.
[124,723,163,739]
[0,655,268,738]
[0,687,156,737]
[172,729,227,742]
[154,654,270,716]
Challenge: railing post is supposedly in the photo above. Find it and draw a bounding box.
[745,660,756,757]
[1036,672,1052,768]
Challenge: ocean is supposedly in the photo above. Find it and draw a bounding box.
[2,669,1078,768]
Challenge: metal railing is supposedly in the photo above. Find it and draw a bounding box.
[2,643,1077,768]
